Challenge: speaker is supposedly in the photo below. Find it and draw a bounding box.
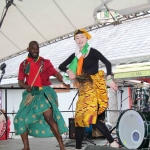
[85,145,131,150]
[69,118,76,139]
[69,117,105,139]
[92,128,103,137]
[92,111,106,138]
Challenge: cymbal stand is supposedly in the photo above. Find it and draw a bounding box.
[109,87,124,133]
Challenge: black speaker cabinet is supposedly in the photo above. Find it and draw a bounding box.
[68,114,106,139]
[69,118,76,139]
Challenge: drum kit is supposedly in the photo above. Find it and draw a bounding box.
[116,80,150,149]
[71,78,150,149]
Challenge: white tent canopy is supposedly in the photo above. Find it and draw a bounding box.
[0,0,150,61]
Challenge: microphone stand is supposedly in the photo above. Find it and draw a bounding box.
[68,89,79,110]
[0,69,5,84]
[0,0,14,29]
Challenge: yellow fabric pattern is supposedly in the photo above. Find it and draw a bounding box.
[75,70,108,127]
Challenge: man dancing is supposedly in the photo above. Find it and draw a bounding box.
[14,41,68,150]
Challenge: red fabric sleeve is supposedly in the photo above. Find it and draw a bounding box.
[46,60,58,76]
[18,63,25,81]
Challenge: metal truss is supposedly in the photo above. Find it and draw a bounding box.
[0,10,150,63]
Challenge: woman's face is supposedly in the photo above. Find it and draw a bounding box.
[74,33,88,49]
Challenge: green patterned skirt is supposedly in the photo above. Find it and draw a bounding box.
[14,86,68,137]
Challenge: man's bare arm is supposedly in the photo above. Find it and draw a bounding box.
[18,80,32,92]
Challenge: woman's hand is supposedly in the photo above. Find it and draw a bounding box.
[108,80,118,91]
[66,69,76,80]
[107,75,118,91]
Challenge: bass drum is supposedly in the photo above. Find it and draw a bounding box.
[0,110,7,138]
[116,109,150,149]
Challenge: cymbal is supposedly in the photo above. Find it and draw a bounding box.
[128,80,149,84]
[128,80,150,88]
[115,80,130,84]
[115,80,150,88]
[134,84,149,88]
[115,80,134,86]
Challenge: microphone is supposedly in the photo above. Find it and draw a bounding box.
[0,63,6,70]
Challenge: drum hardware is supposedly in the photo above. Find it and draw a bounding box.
[109,87,125,135]
[109,83,137,147]
[128,80,150,87]
[118,80,150,90]
[132,86,150,112]
[116,109,150,149]
[110,80,150,149]
[115,80,134,88]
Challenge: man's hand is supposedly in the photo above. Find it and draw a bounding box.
[18,80,32,92]
[62,82,70,89]
[26,85,32,92]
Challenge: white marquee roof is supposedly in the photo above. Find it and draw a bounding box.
[1,0,150,61]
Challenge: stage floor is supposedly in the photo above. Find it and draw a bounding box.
[0,136,109,150]
[1,136,149,150]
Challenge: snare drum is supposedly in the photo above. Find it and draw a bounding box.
[116,109,150,149]
[0,110,6,138]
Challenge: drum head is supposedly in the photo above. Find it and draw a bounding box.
[117,110,145,149]
[0,110,6,138]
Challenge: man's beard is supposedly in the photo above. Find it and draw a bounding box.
[28,52,39,58]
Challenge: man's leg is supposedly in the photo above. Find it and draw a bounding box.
[43,108,65,150]
[20,130,30,150]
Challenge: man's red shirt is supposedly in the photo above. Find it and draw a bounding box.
[18,57,57,86]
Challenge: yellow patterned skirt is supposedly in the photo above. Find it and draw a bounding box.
[74,70,108,127]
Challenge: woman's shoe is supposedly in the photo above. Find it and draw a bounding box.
[110,141,119,148]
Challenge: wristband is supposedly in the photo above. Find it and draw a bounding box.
[107,78,113,83]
